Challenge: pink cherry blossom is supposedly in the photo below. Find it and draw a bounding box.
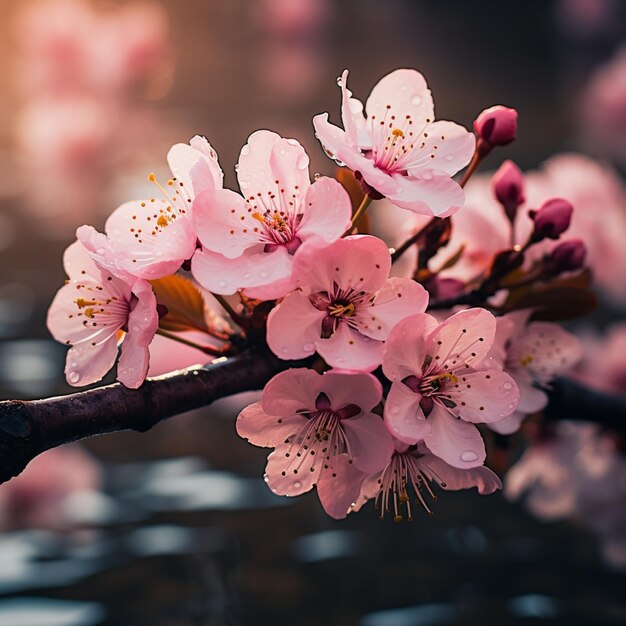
[191,130,352,299]
[47,240,158,388]
[313,69,475,217]
[266,235,429,371]
[486,310,583,434]
[77,135,222,280]
[382,308,520,468]
[0,444,102,531]
[236,368,393,519]
[352,440,502,520]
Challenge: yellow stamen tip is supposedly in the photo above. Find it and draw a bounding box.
[84,308,95,319]
[148,172,156,182]
[392,128,405,138]
[157,215,169,227]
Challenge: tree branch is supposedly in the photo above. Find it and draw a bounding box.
[0,351,624,486]
[0,348,288,485]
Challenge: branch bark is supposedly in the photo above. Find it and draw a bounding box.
[0,351,624,485]
[0,348,287,485]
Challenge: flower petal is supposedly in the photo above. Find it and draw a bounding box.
[167,135,223,197]
[264,446,317,496]
[416,453,502,494]
[193,189,259,259]
[317,454,367,519]
[488,411,526,435]
[297,176,352,243]
[236,401,308,447]
[383,382,430,444]
[319,370,382,414]
[424,404,486,469]
[357,277,429,341]
[316,323,384,372]
[266,291,324,361]
[261,368,322,416]
[342,412,394,473]
[365,68,434,129]
[382,313,438,381]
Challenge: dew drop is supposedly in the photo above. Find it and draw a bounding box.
[243,271,251,279]
[218,279,228,288]
[461,450,479,463]
[422,171,433,181]
[68,371,80,384]
[503,381,513,390]
[390,405,400,415]
[445,155,454,161]
[281,347,289,354]
[314,172,321,181]
[411,95,422,106]
[296,153,310,170]
[293,481,302,489]
[400,84,408,92]
[336,76,343,87]
[286,138,300,146]
[259,269,270,278]
[303,342,314,352]
[240,181,248,190]
[508,402,516,410]
[96,248,106,255]
[234,164,240,172]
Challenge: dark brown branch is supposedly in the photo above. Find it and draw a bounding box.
[0,348,288,485]
[0,351,625,486]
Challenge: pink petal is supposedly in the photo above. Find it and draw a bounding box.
[312,113,398,196]
[167,135,223,197]
[316,323,384,372]
[317,454,367,519]
[193,189,259,259]
[293,235,390,295]
[261,368,322,416]
[319,370,382,413]
[64,339,119,387]
[63,240,106,281]
[383,382,431,444]
[236,401,308,447]
[266,291,324,360]
[264,446,317,496]
[356,277,429,341]
[488,412,526,435]
[191,245,294,296]
[446,369,520,424]
[417,453,502,494]
[104,200,196,279]
[237,130,310,201]
[516,377,549,413]
[342,412,394,473]
[426,308,497,374]
[339,69,366,148]
[424,404,486,469]
[405,121,475,176]
[365,68,434,128]
[382,313,438,381]
[296,176,352,242]
[386,171,466,218]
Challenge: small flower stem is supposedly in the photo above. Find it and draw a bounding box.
[156,329,228,357]
[212,294,244,327]
[459,141,490,189]
[346,195,373,235]
[391,217,444,264]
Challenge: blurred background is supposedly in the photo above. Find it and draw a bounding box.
[0,0,625,624]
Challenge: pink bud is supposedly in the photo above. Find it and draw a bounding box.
[492,160,525,222]
[531,198,574,240]
[474,105,518,146]
[547,239,586,273]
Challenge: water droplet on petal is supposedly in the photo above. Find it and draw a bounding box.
[281,347,289,354]
[411,95,422,106]
[422,171,433,181]
[461,450,479,463]
[293,481,302,489]
[303,342,314,352]
[390,406,400,415]
[445,155,454,161]
[234,164,240,172]
[240,181,248,190]
[314,172,321,181]
[286,138,300,146]
[296,153,310,170]
[218,280,228,288]
[242,271,251,279]
[259,269,270,278]
[508,402,516,410]
[336,76,343,87]
[503,381,513,390]
[96,248,106,255]
[68,371,80,384]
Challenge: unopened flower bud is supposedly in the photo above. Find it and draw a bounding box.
[492,160,525,223]
[547,239,586,274]
[474,105,518,147]
[530,198,573,241]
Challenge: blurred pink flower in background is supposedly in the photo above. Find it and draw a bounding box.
[10,0,173,235]
[0,444,102,531]
[579,46,626,166]
[506,421,626,569]
[377,154,626,307]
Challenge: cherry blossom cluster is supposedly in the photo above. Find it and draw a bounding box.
[47,68,587,520]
